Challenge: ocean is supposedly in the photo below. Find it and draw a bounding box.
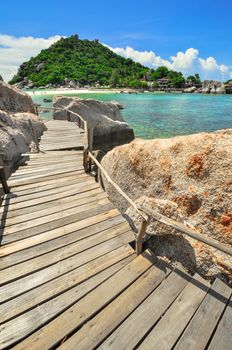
[32,92,232,139]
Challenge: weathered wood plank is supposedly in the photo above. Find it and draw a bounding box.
[0,208,120,256]
[0,232,133,303]
[138,274,210,350]
[208,296,232,350]
[1,202,114,245]
[100,267,191,350]
[0,246,135,325]
[0,182,99,213]
[0,215,125,270]
[2,178,95,205]
[0,188,104,225]
[8,167,84,186]
[174,278,231,350]
[1,191,107,228]
[4,173,89,198]
[11,251,155,350]
[60,261,170,350]
[0,222,132,284]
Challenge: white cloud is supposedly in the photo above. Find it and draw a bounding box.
[0,34,231,82]
[0,34,62,81]
[108,45,232,81]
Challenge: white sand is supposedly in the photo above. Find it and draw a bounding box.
[26,88,122,96]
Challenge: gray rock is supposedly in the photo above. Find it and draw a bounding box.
[0,74,3,81]
[101,130,232,282]
[202,80,226,94]
[184,86,197,93]
[0,111,46,177]
[0,81,35,113]
[0,83,45,177]
[53,96,134,151]
[35,62,45,72]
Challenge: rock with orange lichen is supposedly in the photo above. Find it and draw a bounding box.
[101,129,232,282]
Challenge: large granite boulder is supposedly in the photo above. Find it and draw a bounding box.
[0,83,45,177]
[101,130,232,282]
[0,81,35,113]
[202,80,226,94]
[53,96,134,151]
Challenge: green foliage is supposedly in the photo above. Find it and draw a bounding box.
[128,80,148,88]
[9,35,149,87]
[151,66,170,80]
[9,36,201,89]
[187,73,201,84]
[109,69,120,87]
[150,66,187,88]
[168,70,185,88]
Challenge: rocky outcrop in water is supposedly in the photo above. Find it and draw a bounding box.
[0,82,45,177]
[101,130,232,282]
[0,75,3,82]
[202,80,226,94]
[53,96,134,151]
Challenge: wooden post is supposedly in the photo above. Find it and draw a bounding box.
[0,167,10,194]
[67,111,71,122]
[83,149,89,173]
[28,120,40,153]
[136,219,148,255]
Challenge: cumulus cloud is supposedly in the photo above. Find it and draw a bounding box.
[0,34,231,82]
[0,34,62,81]
[107,45,232,81]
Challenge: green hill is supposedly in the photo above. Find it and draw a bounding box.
[9,35,150,87]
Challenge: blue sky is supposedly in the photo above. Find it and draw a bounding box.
[1,0,232,81]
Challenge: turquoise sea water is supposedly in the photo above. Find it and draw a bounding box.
[32,92,232,139]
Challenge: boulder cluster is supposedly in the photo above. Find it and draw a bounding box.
[53,96,134,151]
[0,81,45,177]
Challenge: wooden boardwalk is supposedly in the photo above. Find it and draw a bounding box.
[0,120,231,349]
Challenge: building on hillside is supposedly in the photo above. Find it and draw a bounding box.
[157,78,169,89]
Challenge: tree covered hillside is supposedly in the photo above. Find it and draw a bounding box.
[9,35,149,87]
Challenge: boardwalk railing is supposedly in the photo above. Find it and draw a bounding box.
[35,105,232,257]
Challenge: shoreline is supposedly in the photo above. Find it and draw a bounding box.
[26,88,125,96]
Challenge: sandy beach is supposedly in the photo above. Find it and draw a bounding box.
[27,88,123,96]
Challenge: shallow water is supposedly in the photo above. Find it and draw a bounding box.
[32,92,232,139]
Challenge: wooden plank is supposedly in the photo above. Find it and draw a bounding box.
[100,267,191,350]
[11,160,83,176]
[0,187,103,219]
[5,174,89,198]
[8,167,84,187]
[1,202,114,245]
[2,178,95,205]
[8,171,84,191]
[208,296,232,350]
[0,182,99,213]
[17,158,82,169]
[138,274,210,350]
[1,191,107,228]
[0,222,132,284]
[0,232,133,303]
[10,163,83,181]
[11,251,155,350]
[175,279,231,350]
[1,197,111,236]
[60,261,170,350]
[0,215,125,270]
[0,208,120,256]
[40,145,83,151]
[0,246,135,326]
